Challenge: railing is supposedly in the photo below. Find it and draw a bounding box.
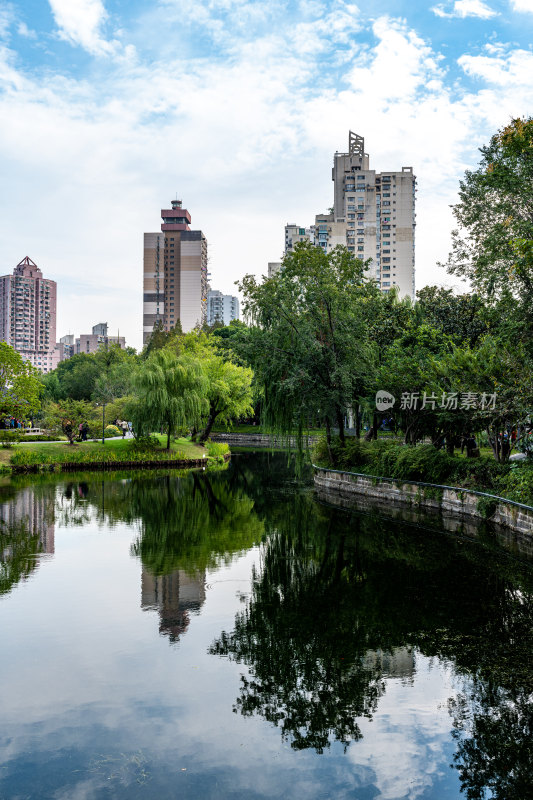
[312,463,533,513]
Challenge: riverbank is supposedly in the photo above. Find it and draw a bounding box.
[313,437,533,506]
[1,436,230,474]
[313,465,533,537]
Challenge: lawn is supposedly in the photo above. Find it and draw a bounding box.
[2,436,207,468]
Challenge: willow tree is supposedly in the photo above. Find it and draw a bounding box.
[180,332,253,443]
[234,242,379,449]
[129,349,208,449]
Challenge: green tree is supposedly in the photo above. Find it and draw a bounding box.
[180,333,253,442]
[443,118,533,333]
[43,399,93,444]
[416,286,491,348]
[128,349,208,449]
[233,242,378,450]
[0,342,42,420]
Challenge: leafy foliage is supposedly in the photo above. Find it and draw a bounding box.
[127,349,208,449]
[0,342,42,419]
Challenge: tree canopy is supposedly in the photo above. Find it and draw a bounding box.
[0,342,42,419]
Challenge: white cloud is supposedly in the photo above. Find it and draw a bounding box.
[432,0,498,18]
[48,0,119,56]
[17,22,37,39]
[459,44,533,87]
[1,11,533,347]
[510,0,533,10]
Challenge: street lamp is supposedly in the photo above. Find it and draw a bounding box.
[96,403,106,445]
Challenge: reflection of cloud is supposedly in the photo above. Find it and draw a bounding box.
[348,653,461,799]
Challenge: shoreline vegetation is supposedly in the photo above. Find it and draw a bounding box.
[0,435,230,474]
[312,437,533,508]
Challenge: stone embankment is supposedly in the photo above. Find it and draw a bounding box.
[313,466,533,539]
[211,433,318,448]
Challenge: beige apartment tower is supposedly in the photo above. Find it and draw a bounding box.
[282,132,416,298]
[143,200,208,345]
[331,131,416,298]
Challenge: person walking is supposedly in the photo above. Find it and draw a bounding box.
[121,420,128,439]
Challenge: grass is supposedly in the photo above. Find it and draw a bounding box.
[6,436,209,469]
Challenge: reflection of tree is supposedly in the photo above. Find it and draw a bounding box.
[211,475,533,766]
[0,518,41,595]
[0,486,55,596]
[211,496,391,753]
[443,587,533,800]
[130,471,264,576]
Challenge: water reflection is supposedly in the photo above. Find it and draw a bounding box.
[209,468,533,794]
[0,485,55,595]
[141,567,206,642]
[0,453,532,799]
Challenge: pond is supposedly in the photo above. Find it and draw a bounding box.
[0,451,532,800]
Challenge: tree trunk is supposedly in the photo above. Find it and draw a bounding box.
[355,405,361,439]
[199,414,216,443]
[166,423,171,451]
[372,411,378,440]
[335,405,345,447]
[199,403,218,443]
[325,416,333,464]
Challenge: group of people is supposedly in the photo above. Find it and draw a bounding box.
[77,421,90,441]
[114,419,131,438]
[0,417,29,429]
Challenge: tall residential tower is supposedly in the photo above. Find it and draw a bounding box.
[281,132,416,298]
[143,200,208,345]
[0,256,59,372]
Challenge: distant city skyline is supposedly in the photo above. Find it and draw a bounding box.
[1,0,533,349]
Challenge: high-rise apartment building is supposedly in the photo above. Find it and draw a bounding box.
[332,131,416,298]
[206,290,239,327]
[280,132,416,298]
[0,256,59,373]
[143,200,208,345]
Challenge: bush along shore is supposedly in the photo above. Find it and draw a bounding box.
[4,437,230,474]
[313,437,533,507]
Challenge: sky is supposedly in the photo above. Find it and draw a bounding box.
[0,0,532,350]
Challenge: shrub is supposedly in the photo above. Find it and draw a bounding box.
[205,440,230,459]
[104,424,121,438]
[0,430,20,448]
[495,465,533,506]
[312,436,515,495]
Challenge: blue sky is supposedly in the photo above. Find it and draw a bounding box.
[1,0,532,348]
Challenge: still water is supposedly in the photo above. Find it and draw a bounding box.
[0,452,532,800]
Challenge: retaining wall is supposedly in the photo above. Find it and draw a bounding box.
[211,433,318,448]
[12,454,230,474]
[313,466,533,537]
